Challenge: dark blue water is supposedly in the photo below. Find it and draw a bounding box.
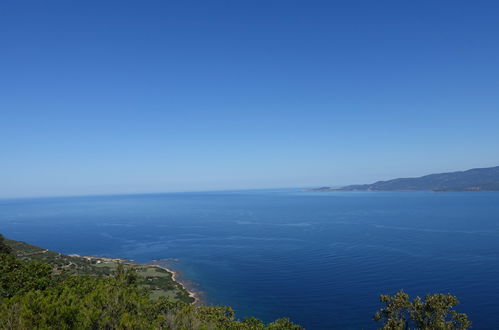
[1,190,499,329]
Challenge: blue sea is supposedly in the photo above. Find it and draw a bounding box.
[1,190,499,329]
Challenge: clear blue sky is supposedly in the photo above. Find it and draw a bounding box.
[1,1,499,198]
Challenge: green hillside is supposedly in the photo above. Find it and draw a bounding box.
[0,234,303,329]
[309,165,499,192]
[5,238,194,304]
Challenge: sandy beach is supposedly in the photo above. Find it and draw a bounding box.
[148,264,201,305]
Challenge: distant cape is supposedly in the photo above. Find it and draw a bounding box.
[308,165,499,192]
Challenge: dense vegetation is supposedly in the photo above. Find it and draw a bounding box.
[5,237,193,303]
[0,234,301,329]
[0,234,471,329]
[374,290,471,329]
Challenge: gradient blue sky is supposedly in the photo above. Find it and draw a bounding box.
[1,1,499,198]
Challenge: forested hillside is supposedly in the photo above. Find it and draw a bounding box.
[0,234,302,329]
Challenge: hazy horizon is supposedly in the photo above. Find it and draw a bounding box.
[3,164,498,199]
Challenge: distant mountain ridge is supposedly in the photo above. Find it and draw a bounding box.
[309,166,499,192]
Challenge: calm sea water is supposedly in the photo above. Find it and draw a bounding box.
[1,190,499,329]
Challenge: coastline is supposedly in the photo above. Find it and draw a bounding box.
[148,263,201,305]
[82,255,201,305]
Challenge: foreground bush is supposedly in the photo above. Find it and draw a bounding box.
[374,290,471,329]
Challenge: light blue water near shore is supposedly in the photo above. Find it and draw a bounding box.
[1,190,499,329]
